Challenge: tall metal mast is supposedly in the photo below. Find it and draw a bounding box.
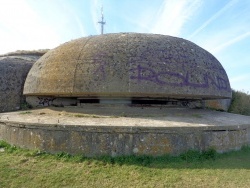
[98,6,106,35]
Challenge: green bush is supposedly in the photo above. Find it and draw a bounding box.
[228,90,250,116]
[20,101,32,110]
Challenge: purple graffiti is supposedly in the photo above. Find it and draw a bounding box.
[130,64,230,91]
[92,52,109,79]
[88,51,230,91]
[93,61,107,79]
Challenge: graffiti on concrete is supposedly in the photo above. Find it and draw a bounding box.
[130,64,229,91]
[93,60,107,80]
[91,52,109,80]
[37,97,55,106]
[89,50,230,91]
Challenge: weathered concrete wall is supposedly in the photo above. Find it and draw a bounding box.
[0,121,249,156]
[0,51,47,112]
[0,58,33,112]
[24,33,231,100]
[26,96,77,107]
[188,99,232,111]
[205,99,232,111]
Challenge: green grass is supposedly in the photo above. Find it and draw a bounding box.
[19,111,32,115]
[1,140,250,187]
[73,114,102,118]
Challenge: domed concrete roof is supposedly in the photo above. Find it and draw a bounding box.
[0,50,46,112]
[23,33,231,99]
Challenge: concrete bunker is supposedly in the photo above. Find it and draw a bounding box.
[23,33,231,108]
[2,33,249,157]
[0,50,47,112]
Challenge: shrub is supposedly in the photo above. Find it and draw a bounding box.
[20,101,32,110]
[228,90,250,116]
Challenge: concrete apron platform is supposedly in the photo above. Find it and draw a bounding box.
[0,105,250,156]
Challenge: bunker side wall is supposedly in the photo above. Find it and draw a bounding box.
[0,121,249,156]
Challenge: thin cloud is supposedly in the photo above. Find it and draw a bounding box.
[120,15,151,32]
[231,74,250,83]
[74,14,87,37]
[0,0,60,54]
[212,32,250,54]
[188,0,238,39]
[63,3,87,37]
[230,74,250,92]
[150,0,202,36]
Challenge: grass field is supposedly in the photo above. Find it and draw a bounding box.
[1,141,250,188]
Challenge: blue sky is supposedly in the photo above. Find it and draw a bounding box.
[0,0,249,92]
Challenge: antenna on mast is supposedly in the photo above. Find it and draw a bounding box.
[98,6,106,35]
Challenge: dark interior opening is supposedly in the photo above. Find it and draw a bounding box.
[79,99,100,103]
[132,99,168,105]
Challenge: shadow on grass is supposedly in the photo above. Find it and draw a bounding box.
[1,140,250,169]
[78,147,250,170]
